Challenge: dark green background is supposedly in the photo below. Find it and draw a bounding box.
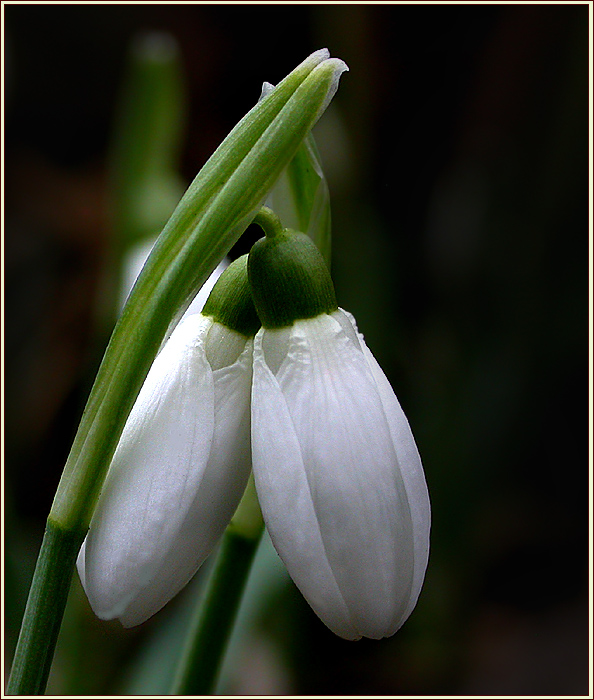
[4,4,589,695]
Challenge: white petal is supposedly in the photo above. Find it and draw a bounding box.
[253,315,415,640]
[334,309,431,633]
[251,330,358,640]
[79,315,252,625]
[118,335,254,627]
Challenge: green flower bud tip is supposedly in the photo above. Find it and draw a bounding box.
[202,255,261,337]
[248,207,337,329]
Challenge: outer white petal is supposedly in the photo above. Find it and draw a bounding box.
[333,309,431,634]
[252,328,358,640]
[252,315,415,640]
[78,315,252,626]
[118,335,254,627]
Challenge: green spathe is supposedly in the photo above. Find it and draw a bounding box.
[248,214,337,329]
[202,255,260,337]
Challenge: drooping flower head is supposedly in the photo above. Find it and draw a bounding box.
[77,255,260,627]
[247,208,431,640]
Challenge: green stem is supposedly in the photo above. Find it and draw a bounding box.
[253,206,284,238]
[7,50,345,695]
[171,527,263,695]
[6,520,85,695]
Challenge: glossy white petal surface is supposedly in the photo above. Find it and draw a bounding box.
[252,313,419,640]
[334,309,431,633]
[78,314,253,626]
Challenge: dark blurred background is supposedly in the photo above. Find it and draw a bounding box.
[4,4,590,695]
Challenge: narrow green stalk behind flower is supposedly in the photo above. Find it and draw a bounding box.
[7,50,347,697]
[109,32,187,250]
[172,476,264,695]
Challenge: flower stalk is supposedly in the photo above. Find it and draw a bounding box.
[6,523,84,696]
[7,49,347,696]
[253,206,284,238]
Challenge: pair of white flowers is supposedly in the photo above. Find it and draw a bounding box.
[78,228,431,641]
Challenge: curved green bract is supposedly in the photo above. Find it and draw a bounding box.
[260,82,332,266]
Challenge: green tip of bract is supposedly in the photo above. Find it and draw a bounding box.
[202,255,261,337]
[248,226,338,329]
[310,57,349,122]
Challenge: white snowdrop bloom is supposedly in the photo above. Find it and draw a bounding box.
[251,310,430,640]
[248,210,430,640]
[78,256,259,627]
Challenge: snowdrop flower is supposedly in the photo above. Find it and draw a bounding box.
[248,209,431,640]
[77,256,260,627]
